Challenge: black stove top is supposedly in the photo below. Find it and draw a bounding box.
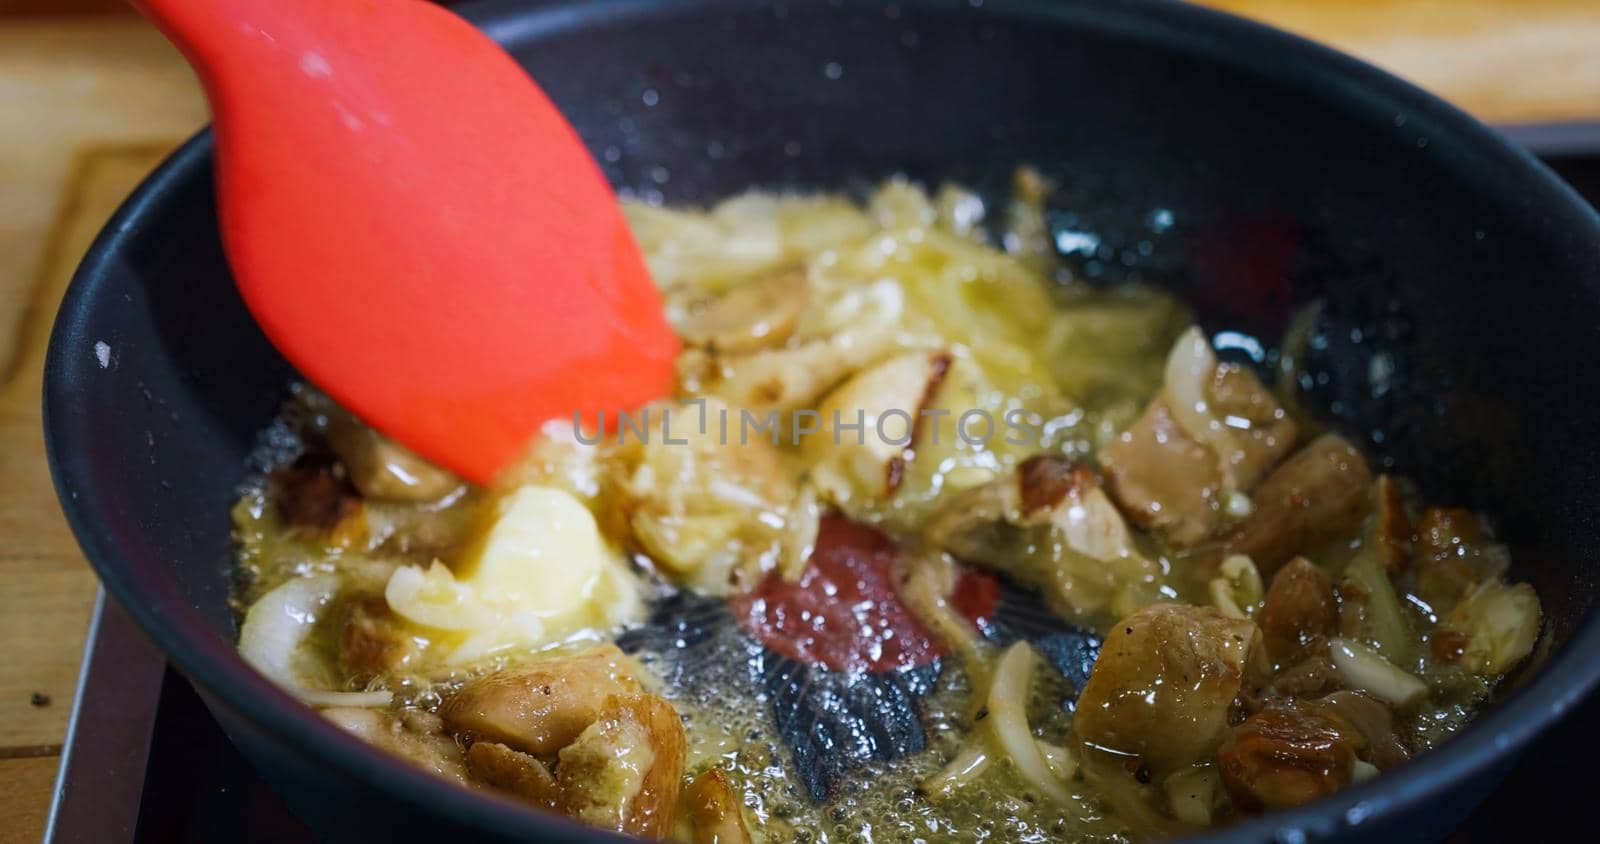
[43,148,1600,844]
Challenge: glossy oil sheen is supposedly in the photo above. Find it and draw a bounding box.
[45,1,1600,842]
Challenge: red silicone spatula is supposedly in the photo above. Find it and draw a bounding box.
[131,0,680,484]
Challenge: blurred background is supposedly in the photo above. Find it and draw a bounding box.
[0,2,1596,843]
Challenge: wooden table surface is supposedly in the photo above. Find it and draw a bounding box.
[1,3,1596,842]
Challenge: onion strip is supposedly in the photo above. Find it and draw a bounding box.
[1208,554,1263,619]
[899,551,988,672]
[239,575,394,708]
[904,558,1077,803]
[922,743,991,799]
[1329,637,1427,706]
[984,642,1072,803]
[1037,740,1078,781]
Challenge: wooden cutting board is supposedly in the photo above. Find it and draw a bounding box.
[1207,0,1600,124]
[1,5,1596,843]
[0,20,206,844]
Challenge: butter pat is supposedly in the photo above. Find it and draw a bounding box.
[465,485,605,613]
[384,485,641,664]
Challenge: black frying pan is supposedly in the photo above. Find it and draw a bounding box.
[43,1,1600,841]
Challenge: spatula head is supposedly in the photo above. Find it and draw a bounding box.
[139,0,678,483]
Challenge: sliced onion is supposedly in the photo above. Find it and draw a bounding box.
[922,743,991,799]
[298,689,395,708]
[1329,637,1427,706]
[238,575,393,708]
[1037,740,1078,781]
[899,551,986,668]
[985,642,1072,803]
[778,484,821,581]
[1209,554,1264,619]
[384,561,489,632]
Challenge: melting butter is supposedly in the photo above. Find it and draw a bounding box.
[384,485,643,664]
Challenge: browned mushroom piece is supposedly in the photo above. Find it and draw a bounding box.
[465,741,559,808]
[1100,398,1221,547]
[926,455,1162,626]
[555,693,686,838]
[1074,603,1269,780]
[1412,507,1508,615]
[1416,506,1484,559]
[303,386,464,504]
[322,707,469,786]
[1258,557,1338,662]
[1269,646,1342,699]
[677,269,809,354]
[684,768,753,844]
[1201,434,1373,577]
[335,594,419,681]
[440,644,642,756]
[327,424,463,503]
[1100,363,1296,549]
[1016,454,1098,516]
[1208,363,1300,489]
[1372,475,1414,575]
[1307,690,1410,771]
[267,452,366,545]
[1217,705,1357,812]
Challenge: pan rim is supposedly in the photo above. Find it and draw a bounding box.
[44,1,1600,841]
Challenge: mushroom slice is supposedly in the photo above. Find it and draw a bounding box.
[298,388,462,503]
[684,768,753,844]
[555,693,686,837]
[1201,434,1372,577]
[323,707,468,786]
[805,351,952,509]
[1258,557,1337,662]
[440,644,641,756]
[1101,397,1220,546]
[1075,603,1268,779]
[678,269,810,354]
[465,742,559,808]
[335,593,420,682]
[1307,690,1410,771]
[926,455,1163,627]
[1208,362,1299,491]
[324,419,463,502]
[1101,329,1296,548]
[1413,507,1511,615]
[1372,474,1414,574]
[1217,706,1357,812]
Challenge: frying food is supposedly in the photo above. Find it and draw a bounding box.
[232,170,1541,841]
